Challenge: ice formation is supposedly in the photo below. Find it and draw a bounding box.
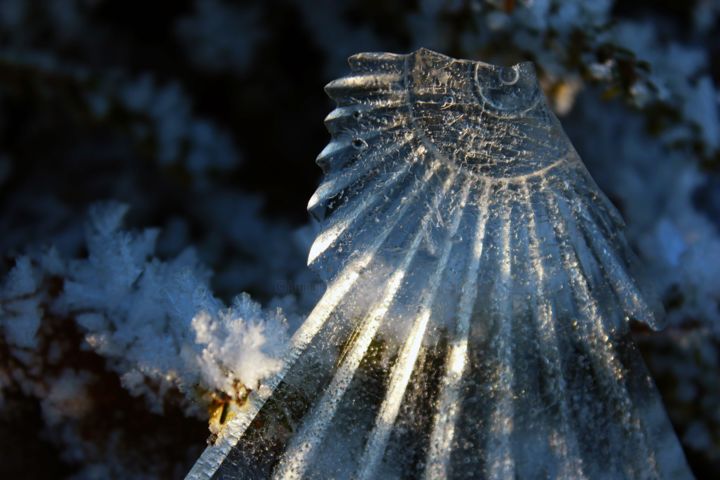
[187,49,693,479]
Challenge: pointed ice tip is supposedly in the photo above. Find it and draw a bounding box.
[307,192,320,211]
[636,272,668,331]
[307,229,337,266]
[643,307,667,332]
[316,140,346,164]
[307,192,326,222]
[324,74,401,101]
[323,108,346,123]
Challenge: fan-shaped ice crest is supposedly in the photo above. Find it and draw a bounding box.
[187,48,693,480]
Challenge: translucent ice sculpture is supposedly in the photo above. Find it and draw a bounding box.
[187,49,693,479]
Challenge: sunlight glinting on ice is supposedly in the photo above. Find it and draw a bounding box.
[568,194,656,328]
[272,170,458,480]
[542,181,659,478]
[356,179,472,480]
[484,185,516,479]
[522,181,586,479]
[424,182,491,480]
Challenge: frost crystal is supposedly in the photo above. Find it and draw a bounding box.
[0,203,291,417]
[188,49,693,479]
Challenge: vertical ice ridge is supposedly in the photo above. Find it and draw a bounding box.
[521,182,586,480]
[424,182,492,479]
[564,182,622,242]
[550,194,609,302]
[271,170,458,480]
[356,179,472,480]
[484,184,516,480]
[572,161,627,230]
[564,192,658,329]
[541,182,660,480]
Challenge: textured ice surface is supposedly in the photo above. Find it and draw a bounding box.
[187,49,693,479]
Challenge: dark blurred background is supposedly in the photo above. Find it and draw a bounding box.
[0,1,718,478]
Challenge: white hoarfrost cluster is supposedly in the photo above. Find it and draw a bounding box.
[191,294,287,396]
[1,202,290,413]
